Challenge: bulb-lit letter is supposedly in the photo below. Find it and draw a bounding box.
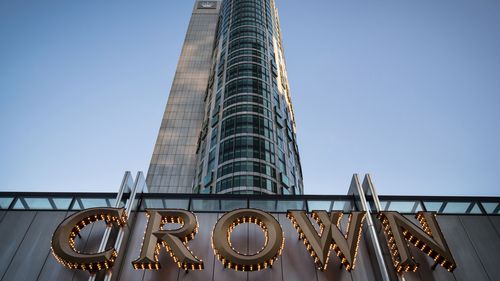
[212,208,284,271]
[132,209,203,271]
[378,211,456,273]
[51,207,128,272]
[287,210,365,271]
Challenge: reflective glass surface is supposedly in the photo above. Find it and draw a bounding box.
[332,200,355,212]
[52,198,73,209]
[442,202,473,214]
[307,200,332,212]
[220,199,247,211]
[276,200,304,212]
[71,198,120,210]
[0,197,13,209]
[14,197,73,210]
[482,202,499,214]
[141,199,189,210]
[1,193,497,216]
[249,200,276,212]
[191,199,220,212]
[383,201,423,213]
[423,202,444,212]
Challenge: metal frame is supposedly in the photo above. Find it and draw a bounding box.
[1,192,499,215]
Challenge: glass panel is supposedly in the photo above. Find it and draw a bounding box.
[141,199,189,210]
[379,201,388,211]
[423,202,444,212]
[220,199,247,211]
[72,198,117,210]
[332,200,354,212]
[442,202,471,214]
[18,198,52,209]
[0,197,13,209]
[307,201,331,212]
[12,199,26,209]
[276,200,304,212]
[481,202,499,214]
[10,197,72,210]
[52,198,73,209]
[163,199,189,209]
[141,199,163,209]
[386,201,422,213]
[249,200,276,212]
[191,199,220,211]
[468,203,482,214]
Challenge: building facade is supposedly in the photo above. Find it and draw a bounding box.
[1,1,499,281]
[147,0,304,195]
[0,173,499,281]
[146,1,221,193]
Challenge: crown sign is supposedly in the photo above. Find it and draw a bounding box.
[200,1,215,8]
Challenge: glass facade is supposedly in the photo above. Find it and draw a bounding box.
[1,192,498,215]
[194,0,303,194]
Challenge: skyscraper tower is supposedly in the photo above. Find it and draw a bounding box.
[147,0,303,195]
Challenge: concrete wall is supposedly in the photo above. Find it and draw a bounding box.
[146,0,220,193]
[0,210,499,281]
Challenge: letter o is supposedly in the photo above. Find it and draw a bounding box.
[212,208,284,271]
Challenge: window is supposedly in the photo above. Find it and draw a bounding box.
[225,78,270,99]
[223,94,271,109]
[216,175,277,193]
[226,63,268,81]
[219,136,275,163]
[217,160,276,178]
[223,103,272,118]
[221,114,273,138]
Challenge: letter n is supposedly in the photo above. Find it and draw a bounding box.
[377,211,457,273]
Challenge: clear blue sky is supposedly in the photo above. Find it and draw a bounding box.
[1,0,499,195]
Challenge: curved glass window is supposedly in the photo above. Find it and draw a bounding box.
[225,78,269,99]
[228,49,267,61]
[223,103,272,118]
[232,13,264,24]
[228,37,265,52]
[231,21,267,31]
[226,63,268,81]
[216,175,277,193]
[223,94,271,109]
[232,7,264,16]
[218,160,276,178]
[221,114,273,138]
[233,1,264,10]
[230,26,266,42]
[228,55,267,66]
[219,136,275,163]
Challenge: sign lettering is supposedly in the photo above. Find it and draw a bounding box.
[378,211,456,272]
[287,210,365,271]
[51,207,127,271]
[50,208,456,276]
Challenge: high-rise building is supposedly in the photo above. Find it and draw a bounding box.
[147,0,303,195]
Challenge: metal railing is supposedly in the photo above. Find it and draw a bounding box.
[0,192,499,215]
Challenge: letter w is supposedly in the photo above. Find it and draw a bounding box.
[287,210,365,271]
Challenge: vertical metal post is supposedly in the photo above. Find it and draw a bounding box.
[348,174,392,281]
[88,171,146,281]
[362,174,405,281]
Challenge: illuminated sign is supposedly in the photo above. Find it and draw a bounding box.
[212,208,284,271]
[50,208,456,276]
[50,207,128,271]
[131,209,203,270]
[378,211,457,273]
[287,210,365,271]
